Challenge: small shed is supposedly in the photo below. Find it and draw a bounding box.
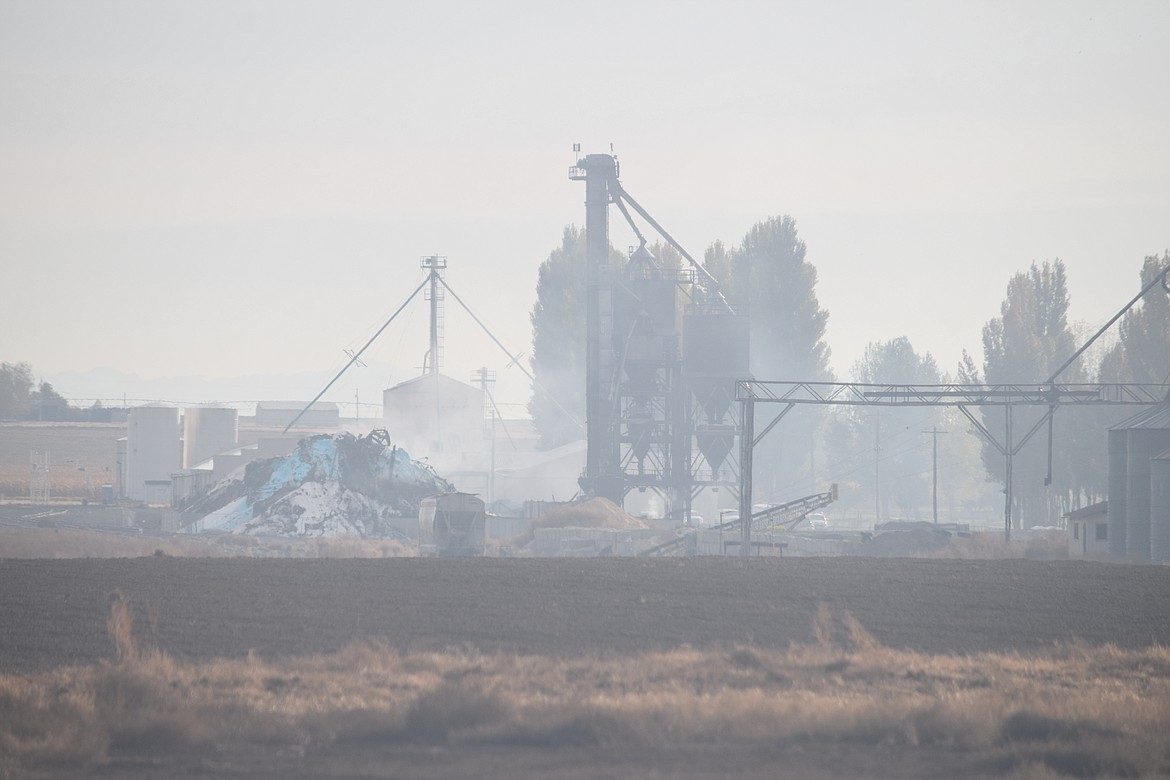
[1066,501,1110,560]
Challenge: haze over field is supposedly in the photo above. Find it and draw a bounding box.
[2,1,1168,410]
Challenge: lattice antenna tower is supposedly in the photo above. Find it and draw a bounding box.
[29,450,50,503]
[471,367,497,424]
[421,255,447,375]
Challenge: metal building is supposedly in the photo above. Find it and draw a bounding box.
[382,373,485,458]
[1151,448,1170,564]
[125,405,181,502]
[1066,501,1110,559]
[182,406,239,469]
[1108,395,1170,562]
[255,401,339,429]
[1107,428,1128,556]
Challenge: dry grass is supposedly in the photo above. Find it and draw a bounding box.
[0,528,210,558]
[0,423,123,500]
[0,527,415,559]
[1,602,1167,778]
[926,531,1071,560]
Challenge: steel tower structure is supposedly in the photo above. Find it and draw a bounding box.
[571,154,624,503]
[570,152,748,522]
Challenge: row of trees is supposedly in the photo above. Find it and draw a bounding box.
[0,363,70,421]
[527,217,834,497]
[528,211,1169,526]
[956,255,1170,525]
[703,217,833,498]
[960,261,1091,525]
[836,253,1168,526]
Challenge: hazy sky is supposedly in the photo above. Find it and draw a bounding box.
[2,1,1167,413]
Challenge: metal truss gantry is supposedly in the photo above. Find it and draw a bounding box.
[735,381,1169,552]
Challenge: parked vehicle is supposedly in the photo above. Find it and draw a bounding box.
[419,492,486,556]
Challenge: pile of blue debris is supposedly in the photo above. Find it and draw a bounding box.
[183,429,451,538]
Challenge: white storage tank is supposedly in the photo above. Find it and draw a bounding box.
[126,405,181,502]
[183,406,238,469]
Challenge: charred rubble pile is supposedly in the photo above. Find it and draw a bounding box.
[183,429,452,538]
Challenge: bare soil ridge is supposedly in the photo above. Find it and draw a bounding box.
[2,557,1168,675]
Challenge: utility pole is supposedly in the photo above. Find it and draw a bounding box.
[874,409,881,525]
[922,427,949,525]
[421,255,447,451]
[472,367,497,503]
[1004,405,1014,542]
[738,393,755,556]
[421,255,446,376]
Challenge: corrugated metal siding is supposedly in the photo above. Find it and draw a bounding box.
[1112,397,1170,431]
[1152,449,1170,564]
[1126,428,1170,561]
[1108,428,1129,557]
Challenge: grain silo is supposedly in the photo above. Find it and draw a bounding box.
[1110,396,1170,562]
[126,405,181,502]
[683,303,750,480]
[183,406,238,469]
[1150,448,1170,564]
[1106,428,1128,557]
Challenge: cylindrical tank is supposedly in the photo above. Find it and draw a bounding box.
[183,406,239,469]
[1151,450,1170,564]
[1107,428,1128,557]
[126,406,181,502]
[1126,428,1170,562]
[683,308,750,380]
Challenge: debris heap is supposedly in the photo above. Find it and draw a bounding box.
[520,498,660,556]
[184,430,452,538]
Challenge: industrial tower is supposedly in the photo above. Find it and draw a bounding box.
[570,152,749,524]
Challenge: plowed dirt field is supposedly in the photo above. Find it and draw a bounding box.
[3,556,1167,672]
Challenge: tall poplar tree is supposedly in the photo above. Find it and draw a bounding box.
[1099,252,1170,385]
[527,227,625,449]
[846,337,941,520]
[703,216,834,499]
[528,227,587,448]
[978,260,1087,525]
[0,362,35,420]
[731,216,832,382]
